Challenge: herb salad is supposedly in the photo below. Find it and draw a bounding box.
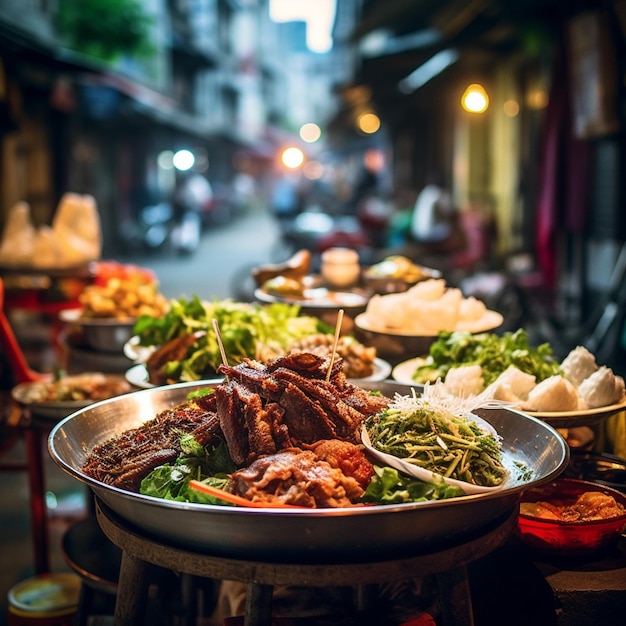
[133,296,330,381]
[363,389,509,489]
[412,328,561,387]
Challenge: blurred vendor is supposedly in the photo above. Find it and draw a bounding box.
[410,172,455,245]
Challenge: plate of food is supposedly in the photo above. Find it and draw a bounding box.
[355,309,504,337]
[362,256,442,294]
[525,397,626,428]
[125,356,392,388]
[392,357,427,385]
[356,278,503,336]
[49,356,568,561]
[254,275,370,311]
[12,373,132,421]
[393,333,626,428]
[58,307,137,353]
[126,297,385,386]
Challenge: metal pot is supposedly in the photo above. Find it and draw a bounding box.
[48,380,569,563]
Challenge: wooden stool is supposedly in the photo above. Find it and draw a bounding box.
[95,499,518,626]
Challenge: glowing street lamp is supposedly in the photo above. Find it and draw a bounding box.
[461,84,489,113]
[173,149,195,171]
[280,146,305,169]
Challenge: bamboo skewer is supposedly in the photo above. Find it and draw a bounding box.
[212,318,229,379]
[325,309,344,382]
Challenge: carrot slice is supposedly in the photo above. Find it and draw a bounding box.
[188,480,304,509]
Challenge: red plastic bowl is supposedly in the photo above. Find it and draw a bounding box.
[517,477,626,557]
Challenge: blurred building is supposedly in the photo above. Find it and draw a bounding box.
[336,0,626,359]
[0,0,361,255]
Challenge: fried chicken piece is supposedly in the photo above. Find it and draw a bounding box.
[228,448,365,508]
[309,439,375,489]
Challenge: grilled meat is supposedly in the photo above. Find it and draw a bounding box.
[146,331,207,385]
[82,393,221,491]
[81,352,389,506]
[216,352,390,465]
[228,447,367,508]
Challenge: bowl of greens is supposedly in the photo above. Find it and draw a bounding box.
[127,296,332,385]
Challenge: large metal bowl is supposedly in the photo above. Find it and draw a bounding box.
[48,380,569,563]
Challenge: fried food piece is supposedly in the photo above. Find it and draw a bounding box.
[251,249,311,288]
[521,491,625,522]
[228,448,365,508]
[146,331,206,385]
[288,334,376,379]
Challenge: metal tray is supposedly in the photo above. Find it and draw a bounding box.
[48,380,569,563]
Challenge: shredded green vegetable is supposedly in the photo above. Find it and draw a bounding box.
[364,397,507,487]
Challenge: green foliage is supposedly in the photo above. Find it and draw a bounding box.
[55,0,155,62]
[412,328,562,387]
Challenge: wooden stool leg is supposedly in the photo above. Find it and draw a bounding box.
[436,565,474,626]
[114,551,151,625]
[355,583,378,610]
[244,582,273,626]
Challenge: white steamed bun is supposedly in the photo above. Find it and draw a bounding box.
[522,375,579,412]
[561,346,598,387]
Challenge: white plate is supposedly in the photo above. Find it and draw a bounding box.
[254,286,369,309]
[392,359,626,428]
[123,336,156,363]
[355,309,504,336]
[391,357,428,385]
[125,363,153,389]
[12,374,131,421]
[347,357,392,383]
[127,357,392,389]
[526,396,626,428]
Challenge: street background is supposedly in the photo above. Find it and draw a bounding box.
[118,204,281,303]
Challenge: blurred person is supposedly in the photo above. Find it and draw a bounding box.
[270,173,302,227]
[231,171,257,212]
[171,171,213,253]
[174,170,214,218]
[347,148,385,213]
[410,172,455,245]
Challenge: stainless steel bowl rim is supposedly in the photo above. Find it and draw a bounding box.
[48,379,570,559]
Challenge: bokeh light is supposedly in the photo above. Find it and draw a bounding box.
[281,146,305,169]
[461,84,489,113]
[300,123,322,143]
[357,112,381,134]
[503,99,520,117]
[157,150,174,169]
[173,149,195,171]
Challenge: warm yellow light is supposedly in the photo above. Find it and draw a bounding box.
[281,146,305,169]
[461,84,489,113]
[300,123,322,143]
[357,112,381,134]
[526,89,549,110]
[503,99,520,117]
